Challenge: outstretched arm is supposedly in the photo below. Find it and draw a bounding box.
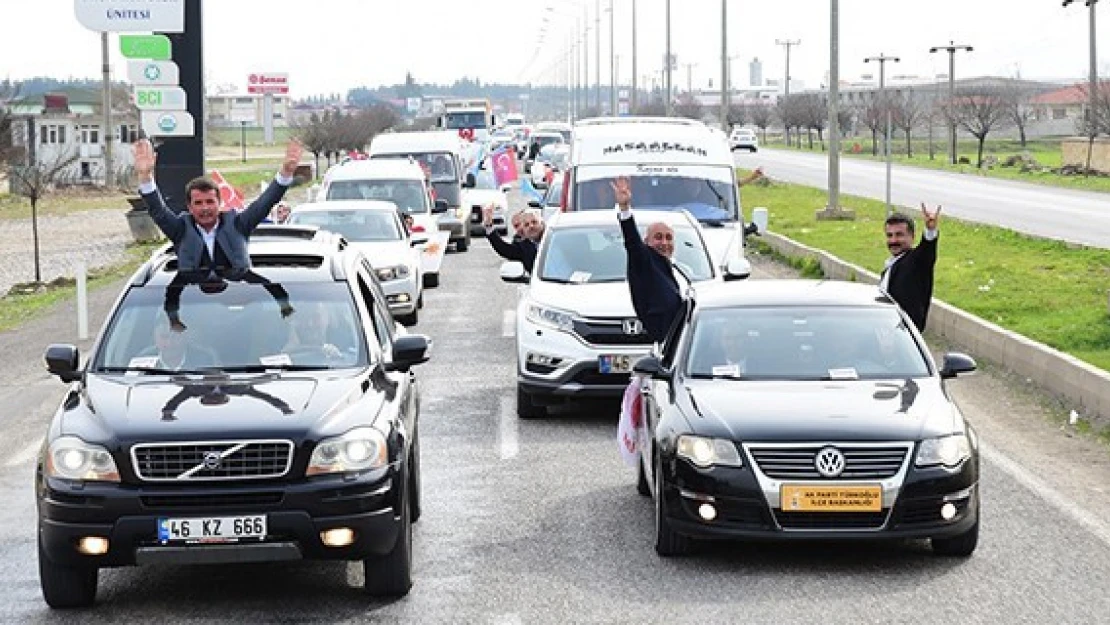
[612,177,651,271]
[133,139,186,241]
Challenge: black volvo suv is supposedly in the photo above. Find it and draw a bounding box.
[36,226,431,608]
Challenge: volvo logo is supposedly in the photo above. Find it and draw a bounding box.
[202,451,222,470]
[814,447,846,478]
[622,318,645,336]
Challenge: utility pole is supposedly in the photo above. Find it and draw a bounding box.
[1063,0,1100,172]
[609,0,616,115]
[828,0,841,212]
[684,63,698,95]
[864,52,900,217]
[631,0,638,113]
[929,41,973,165]
[665,0,673,116]
[720,0,729,132]
[100,32,113,190]
[776,39,800,145]
[595,0,601,109]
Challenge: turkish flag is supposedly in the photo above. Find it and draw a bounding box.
[491,147,519,187]
[209,170,245,212]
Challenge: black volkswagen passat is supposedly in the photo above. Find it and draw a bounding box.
[634,280,980,557]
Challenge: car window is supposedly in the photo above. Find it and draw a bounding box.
[289,210,403,242]
[536,224,713,284]
[94,279,370,371]
[685,306,930,381]
[375,152,457,183]
[574,171,738,222]
[358,274,393,353]
[325,179,429,214]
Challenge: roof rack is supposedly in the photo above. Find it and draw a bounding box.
[253,224,321,240]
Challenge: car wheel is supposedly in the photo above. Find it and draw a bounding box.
[456,236,469,253]
[516,385,547,419]
[417,291,424,310]
[636,453,651,497]
[409,438,422,524]
[654,457,691,557]
[363,471,413,597]
[423,273,439,289]
[38,534,98,609]
[931,518,979,557]
[398,310,418,327]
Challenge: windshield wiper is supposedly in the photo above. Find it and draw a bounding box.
[701,219,726,228]
[96,366,214,376]
[219,364,337,372]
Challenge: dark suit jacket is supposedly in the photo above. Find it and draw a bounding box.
[885,234,938,332]
[487,229,539,273]
[620,213,682,344]
[142,180,289,272]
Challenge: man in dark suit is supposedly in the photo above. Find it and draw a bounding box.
[132,138,303,273]
[482,205,543,273]
[881,204,942,332]
[612,176,683,344]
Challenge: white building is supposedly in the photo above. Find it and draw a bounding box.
[206,94,290,128]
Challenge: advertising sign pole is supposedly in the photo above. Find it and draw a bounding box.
[154,0,204,212]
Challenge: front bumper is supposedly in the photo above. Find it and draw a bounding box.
[37,466,403,568]
[380,274,420,316]
[516,319,650,400]
[437,215,467,241]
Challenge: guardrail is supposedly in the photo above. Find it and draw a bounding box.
[759,231,1110,421]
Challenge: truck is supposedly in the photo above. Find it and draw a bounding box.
[438,98,495,142]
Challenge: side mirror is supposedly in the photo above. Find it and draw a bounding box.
[940,352,977,379]
[499,261,529,283]
[751,207,769,235]
[385,334,431,372]
[433,198,450,214]
[723,257,752,281]
[527,199,542,209]
[45,344,81,383]
[632,355,671,380]
[463,173,476,188]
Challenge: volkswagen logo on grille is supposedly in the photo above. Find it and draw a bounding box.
[622,318,645,336]
[202,451,222,470]
[814,446,846,478]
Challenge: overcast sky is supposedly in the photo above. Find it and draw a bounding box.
[2,0,1102,97]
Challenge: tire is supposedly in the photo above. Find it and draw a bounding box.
[455,236,469,253]
[409,435,422,524]
[516,385,546,419]
[423,273,439,289]
[363,472,413,597]
[398,309,418,327]
[636,454,651,497]
[654,458,691,557]
[417,291,424,310]
[38,535,98,609]
[931,518,979,557]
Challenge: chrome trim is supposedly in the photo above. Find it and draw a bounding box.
[131,439,295,482]
[741,441,915,532]
[943,486,976,502]
[679,489,716,503]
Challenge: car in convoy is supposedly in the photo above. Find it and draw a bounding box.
[633,279,980,557]
[533,121,573,144]
[466,157,510,236]
[500,211,726,418]
[562,116,767,269]
[729,127,759,152]
[288,201,424,326]
[369,131,473,252]
[530,143,571,190]
[315,158,450,288]
[36,227,432,607]
[527,174,564,223]
[523,131,566,174]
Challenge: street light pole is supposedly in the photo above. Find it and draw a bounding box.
[631,0,638,113]
[720,0,729,132]
[929,41,973,164]
[1063,0,1100,171]
[828,0,841,212]
[776,38,801,145]
[609,0,616,115]
[864,53,900,217]
[595,0,601,109]
[665,0,673,116]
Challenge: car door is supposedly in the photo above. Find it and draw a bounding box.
[356,266,415,440]
[643,299,692,489]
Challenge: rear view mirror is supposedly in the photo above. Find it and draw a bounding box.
[386,334,431,372]
[499,261,528,284]
[723,257,752,281]
[632,355,671,380]
[45,344,81,383]
[750,207,769,235]
[940,352,977,379]
[463,173,476,188]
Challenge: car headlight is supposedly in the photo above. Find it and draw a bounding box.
[525,303,575,332]
[46,437,120,482]
[915,434,971,468]
[307,427,389,476]
[676,435,743,468]
[375,265,411,282]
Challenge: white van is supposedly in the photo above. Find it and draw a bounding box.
[562,117,766,266]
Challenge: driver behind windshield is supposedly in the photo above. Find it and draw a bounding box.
[282,302,354,365]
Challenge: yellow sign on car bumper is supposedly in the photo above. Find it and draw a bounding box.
[780,485,882,512]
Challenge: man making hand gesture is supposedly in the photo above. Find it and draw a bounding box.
[133,138,304,274]
[483,204,543,273]
[881,203,942,332]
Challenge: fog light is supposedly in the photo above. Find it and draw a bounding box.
[940,503,957,521]
[77,536,109,555]
[526,353,561,367]
[698,503,718,521]
[320,527,356,547]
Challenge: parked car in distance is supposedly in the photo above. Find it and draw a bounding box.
[729,127,759,152]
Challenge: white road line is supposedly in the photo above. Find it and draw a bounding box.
[502,309,516,338]
[498,396,519,460]
[981,441,1110,548]
[5,439,42,468]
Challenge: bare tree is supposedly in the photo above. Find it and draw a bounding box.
[796,93,827,149]
[8,150,80,284]
[0,80,19,171]
[998,81,1037,148]
[855,99,884,156]
[291,111,331,176]
[675,97,704,121]
[775,95,807,148]
[726,103,748,128]
[749,102,773,143]
[890,91,925,157]
[952,87,1011,168]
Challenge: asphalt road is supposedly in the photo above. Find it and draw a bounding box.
[734,148,1110,248]
[2,199,1110,622]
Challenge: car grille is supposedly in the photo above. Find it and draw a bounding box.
[132,440,294,482]
[572,318,652,346]
[141,491,285,509]
[774,510,890,530]
[747,444,910,480]
[569,368,631,386]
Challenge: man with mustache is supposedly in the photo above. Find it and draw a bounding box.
[881,204,942,332]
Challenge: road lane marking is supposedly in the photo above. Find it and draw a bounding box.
[498,396,518,460]
[5,439,42,468]
[502,309,516,338]
[981,441,1110,548]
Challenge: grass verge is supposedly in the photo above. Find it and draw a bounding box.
[0,190,132,220]
[0,240,163,333]
[739,171,1110,372]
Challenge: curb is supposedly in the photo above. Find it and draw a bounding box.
[759,231,1110,422]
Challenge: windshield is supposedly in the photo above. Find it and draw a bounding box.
[544,179,563,207]
[374,152,457,183]
[686,307,930,381]
[444,111,488,129]
[324,179,428,214]
[537,223,712,284]
[532,135,563,150]
[94,279,369,372]
[289,210,403,242]
[574,166,739,222]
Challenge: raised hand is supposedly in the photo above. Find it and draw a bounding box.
[132,139,157,183]
[281,138,305,178]
[482,203,495,228]
[610,176,632,209]
[921,203,942,230]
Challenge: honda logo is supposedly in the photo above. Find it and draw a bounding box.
[621,318,644,336]
[814,447,846,478]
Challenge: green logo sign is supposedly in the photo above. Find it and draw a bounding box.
[119,34,172,60]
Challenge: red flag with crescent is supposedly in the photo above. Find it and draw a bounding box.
[209,170,245,212]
